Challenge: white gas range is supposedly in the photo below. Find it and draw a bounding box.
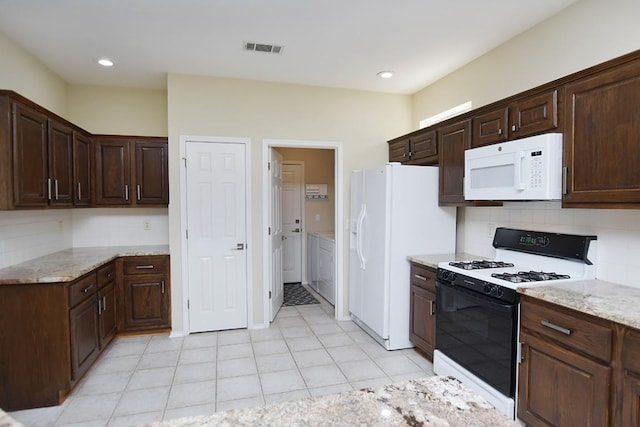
[433,227,597,419]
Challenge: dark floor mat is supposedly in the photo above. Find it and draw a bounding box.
[283,282,320,306]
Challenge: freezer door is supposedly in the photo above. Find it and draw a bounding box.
[359,166,391,339]
[349,170,365,319]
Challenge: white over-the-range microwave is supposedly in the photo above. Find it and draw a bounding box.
[464,133,563,201]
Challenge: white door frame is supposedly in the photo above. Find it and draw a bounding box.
[180,135,253,334]
[262,139,345,324]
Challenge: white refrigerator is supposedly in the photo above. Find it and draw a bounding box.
[349,164,456,350]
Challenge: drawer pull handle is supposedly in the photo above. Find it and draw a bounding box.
[98,298,102,314]
[102,296,107,311]
[82,285,93,293]
[161,281,165,294]
[135,265,155,269]
[541,320,572,335]
[414,274,427,281]
[429,300,436,316]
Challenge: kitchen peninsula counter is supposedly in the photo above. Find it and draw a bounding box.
[143,376,516,427]
[518,280,640,330]
[0,245,169,285]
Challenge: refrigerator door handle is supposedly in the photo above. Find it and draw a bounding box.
[356,204,366,269]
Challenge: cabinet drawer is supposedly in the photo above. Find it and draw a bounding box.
[410,264,436,292]
[123,256,167,275]
[69,273,97,308]
[623,328,640,374]
[97,262,116,288]
[520,298,612,363]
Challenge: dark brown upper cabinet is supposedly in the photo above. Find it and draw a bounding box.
[563,58,640,208]
[135,140,169,205]
[438,119,471,206]
[388,129,438,165]
[472,89,559,148]
[73,131,93,207]
[47,119,74,206]
[95,136,168,207]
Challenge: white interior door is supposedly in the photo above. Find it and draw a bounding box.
[186,141,247,332]
[269,149,284,321]
[282,163,303,283]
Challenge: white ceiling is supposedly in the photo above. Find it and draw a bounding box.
[0,0,578,94]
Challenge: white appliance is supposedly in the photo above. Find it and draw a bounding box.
[349,164,456,350]
[464,133,563,201]
[433,227,597,419]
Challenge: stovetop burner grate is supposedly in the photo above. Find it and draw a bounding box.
[491,271,571,283]
[448,260,515,270]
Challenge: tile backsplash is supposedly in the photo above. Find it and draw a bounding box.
[0,208,169,269]
[72,208,169,247]
[0,210,73,269]
[460,202,640,288]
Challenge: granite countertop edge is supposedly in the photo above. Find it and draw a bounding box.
[0,245,169,285]
[138,376,517,427]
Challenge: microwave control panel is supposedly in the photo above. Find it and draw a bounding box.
[530,151,544,188]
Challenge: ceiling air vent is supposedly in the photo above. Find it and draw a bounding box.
[244,41,284,55]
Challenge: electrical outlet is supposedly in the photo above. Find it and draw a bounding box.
[143,220,151,230]
[487,223,496,238]
[315,214,320,221]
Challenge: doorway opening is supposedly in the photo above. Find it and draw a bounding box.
[262,139,344,326]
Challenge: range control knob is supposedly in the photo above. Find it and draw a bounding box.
[483,283,493,294]
[496,287,504,297]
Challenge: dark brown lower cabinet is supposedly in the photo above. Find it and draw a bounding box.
[98,281,117,347]
[69,292,99,381]
[120,255,171,332]
[408,263,437,359]
[518,332,611,426]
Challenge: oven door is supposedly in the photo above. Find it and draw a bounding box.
[435,280,518,397]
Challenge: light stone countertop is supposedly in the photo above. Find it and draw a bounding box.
[141,376,517,427]
[407,252,486,270]
[518,279,640,330]
[0,245,169,285]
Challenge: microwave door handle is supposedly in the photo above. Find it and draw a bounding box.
[515,151,526,190]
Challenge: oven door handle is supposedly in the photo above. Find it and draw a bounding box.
[435,281,515,313]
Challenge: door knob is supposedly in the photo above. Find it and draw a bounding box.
[282,235,287,241]
[233,243,244,250]
[292,228,300,232]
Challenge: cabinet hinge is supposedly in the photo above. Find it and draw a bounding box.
[185,229,188,239]
[268,162,271,171]
[268,226,271,235]
[182,157,187,168]
[269,291,272,299]
[187,299,190,309]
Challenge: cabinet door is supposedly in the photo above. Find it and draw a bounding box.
[95,138,131,205]
[438,119,471,205]
[409,130,438,165]
[134,140,169,205]
[510,89,559,138]
[518,332,611,427]
[123,274,170,330]
[409,284,436,358]
[388,139,409,163]
[563,60,640,206]
[48,120,74,206]
[472,107,508,148]
[98,282,117,349]
[622,372,640,427]
[73,132,92,206]
[12,102,49,207]
[69,295,99,381]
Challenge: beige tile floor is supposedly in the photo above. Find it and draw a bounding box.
[9,287,435,427]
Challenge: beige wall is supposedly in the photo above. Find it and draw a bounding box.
[67,85,168,136]
[0,32,68,116]
[276,147,335,234]
[412,0,640,126]
[167,73,412,331]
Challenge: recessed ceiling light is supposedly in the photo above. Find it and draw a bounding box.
[97,58,114,67]
[377,71,394,79]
